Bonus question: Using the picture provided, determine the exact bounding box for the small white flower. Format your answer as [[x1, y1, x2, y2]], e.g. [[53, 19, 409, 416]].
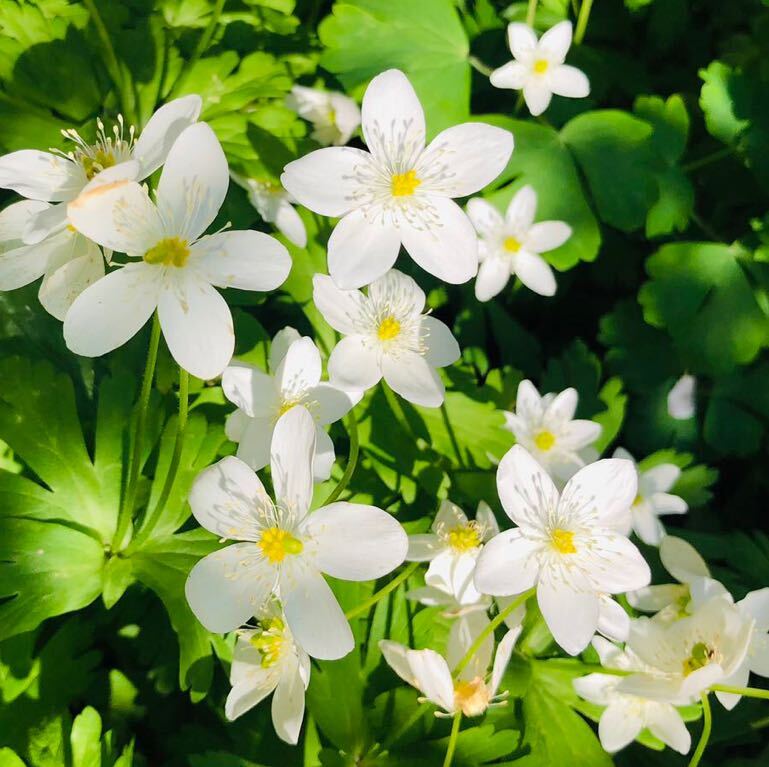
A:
[[490, 21, 590, 116], [573, 637, 692, 755], [185, 406, 408, 660], [467, 185, 570, 300], [230, 173, 307, 247], [282, 69, 514, 289], [63, 123, 291, 380], [503, 379, 601, 484], [223, 328, 360, 481], [312, 269, 460, 407], [474, 445, 650, 655], [226, 604, 310, 745], [286, 85, 361, 147], [612, 449, 688, 546], [667, 374, 696, 420]]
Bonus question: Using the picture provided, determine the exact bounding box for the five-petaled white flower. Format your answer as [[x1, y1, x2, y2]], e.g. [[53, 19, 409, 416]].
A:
[[226, 603, 310, 745], [63, 122, 291, 380], [286, 85, 361, 147], [282, 69, 514, 289], [223, 327, 360, 481], [231, 173, 307, 247], [185, 406, 408, 660], [503, 379, 601, 484], [612, 449, 688, 546], [474, 445, 650, 655], [490, 21, 590, 116], [312, 269, 460, 407], [467, 186, 570, 300]]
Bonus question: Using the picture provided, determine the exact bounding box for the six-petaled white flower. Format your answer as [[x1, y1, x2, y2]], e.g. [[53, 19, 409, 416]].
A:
[[490, 21, 590, 116], [467, 185, 570, 300], [282, 69, 514, 289], [313, 269, 460, 407], [286, 85, 361, 147]]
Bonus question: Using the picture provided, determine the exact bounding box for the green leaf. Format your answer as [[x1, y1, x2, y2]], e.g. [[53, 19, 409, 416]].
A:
[[0, 749, 25, 767], [70, 707, 102, 767]]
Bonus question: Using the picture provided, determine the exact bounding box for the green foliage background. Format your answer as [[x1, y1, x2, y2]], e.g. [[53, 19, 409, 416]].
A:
[[0, 0, 768, 765]]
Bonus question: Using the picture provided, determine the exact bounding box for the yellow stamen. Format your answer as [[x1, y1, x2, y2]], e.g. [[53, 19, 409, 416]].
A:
[[683, 642, 715, 675], [453, 678, 490, 717], [277, 401, 296, 417], [391, 169, 421, 197], [250, 616, 285, 668], [503, 236, 522, 253], [551, 528, 576, 554], [143, 236, 191, 268], [258, 527, 304, 564], [447, 523, 482, 553], [632, 494, 643, 507], [533, 59, 549, 74], [82, 148, 116, 180], [534, 430, 555, 451], [377, 316, 401, 341]]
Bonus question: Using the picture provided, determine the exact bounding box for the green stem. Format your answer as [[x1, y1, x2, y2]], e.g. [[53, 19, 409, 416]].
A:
[[382, 381, 414, 437], [112, 315, 161, 550], [468, 56, 493, 77], [171, 0, 224, 94], [442, 712, 462, 767], [688, 693, 712, 767], [382, 700, 431, 748], [345, 561, 421, 620], [574, 0, 594, 44], [710, 683, 769, 701], [322, 413, 359, 505], [526, 0, 538, 26], [440, 402, 464, 467], [453, 587, 536, 678], [683, 146, 735, 172]]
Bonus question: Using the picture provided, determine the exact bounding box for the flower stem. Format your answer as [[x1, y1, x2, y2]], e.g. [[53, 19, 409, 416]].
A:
[[112, 314, 161, 550], [468, 56, 493, 77], [322, 413, 359, 505], [710, 684, 769, 700], [442, 712, 462, 767], [526, 0, 538, 26], [683, 146, 735, 172], [382, 381, 414, 437], [453, 587, 536, 679], [382, 700, 431, 748], [345, 561, 421, 620], [688, 693, 712, 767], [574, 0, 594, 44], [171, 0, 224, 94]]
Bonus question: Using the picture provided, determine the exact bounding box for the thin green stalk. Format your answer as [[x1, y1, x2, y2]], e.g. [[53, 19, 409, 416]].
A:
[[442, 712, 462, 767], [440, 402, 464, 467], [683, 146, 735, 172], [382, 381, 414, 437], [112, 315, 161, 550], [383, 700, 431, 748], [468, 56, 493, 77], [574, 0, 594, 44], [710, 683, 769, 701], [171, 0, 225, 94], [453, 587, 536, 678], [526, 0, 538, 26], [345, 562, 421, 620], [688, 693, 712, 767], [322, 413, 359, 505]]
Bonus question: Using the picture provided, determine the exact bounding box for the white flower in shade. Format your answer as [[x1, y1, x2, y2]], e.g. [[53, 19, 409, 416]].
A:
[[286, 85, 361, 147], [503, 379, 601, 484], [226, 604, 310, 745], [282, 69, 514, 289], [667, 374, 696, 420], [63, 123, 291, 380], [467, 186, 570, 301], [312, 269, 460, 407], [231, 173, 307, 247], [0, 96, 202, 245], [573, 637, 692, 755], [185, 406, 408, 660], [379, 625, 521, 717], [0, 199, 103, 320], [474, 445, 650, 655], [490, 21, 590, 116], [612, 449, 688, 546], [223, 328, 360, 481]]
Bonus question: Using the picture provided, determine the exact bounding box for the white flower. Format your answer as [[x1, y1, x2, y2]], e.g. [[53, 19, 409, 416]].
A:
[[185, 406, 408, 660], [503, 379, 601, 484], [282, 69, 514, 289], [467, 186, 570, 300], [0, 199, 103, 320], [63, 123, 291, 380], [573, 637, 692, 755], [286, 85, 361, 147], [223, 327, 360, 481], [474, 445, 650, 655], [312, 269, 460, 407], [379, 625, 521, 717], [231, 173, 307, 247], [612, 449, 688, 546], [226, 604, 310, 745], [490, 21, 590, 116], [667, 374, 696, 420]]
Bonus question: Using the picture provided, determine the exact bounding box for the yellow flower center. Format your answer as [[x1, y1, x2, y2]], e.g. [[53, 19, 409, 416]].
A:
[[328, 108, 337, 126], [277, 400, 297, 418], [632, 494, 643, 507], [82, 148, 116, 180], [533, 59, 549, 74], [250, 617, 286, 668], [377, 316, 401, 341], [391, 169, 421, 197], [258, 527, 304, 564], [453, 678, 490, 717], [683, 642, 716, 675], [551, 528, 576, 554], [534, 430, 556, 451], [143, 236, 191, 268], [503, 236, 522, 253], [447, 523, 482, 553]]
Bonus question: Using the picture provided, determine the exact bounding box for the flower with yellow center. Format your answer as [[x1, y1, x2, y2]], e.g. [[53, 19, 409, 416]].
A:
[[551, 528, 576, 555], [503, 235, 522, 253], [142, 236, 190, 267], [391, 169, 421, 197], [534, 429, 556, 452], [377, 315, 401, 341], [258, 527, 304, 564], [453, 677, 492, 717], [533, 59, 549, 74], [286, 84, 361, 147], [447, 523, 482, 553]]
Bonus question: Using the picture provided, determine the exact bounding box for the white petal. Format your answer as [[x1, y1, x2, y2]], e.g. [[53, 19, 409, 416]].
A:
[[313, 426, 335, 482], [274, 199, 307, 247], [515, 379, 543, 422], [23, 201, 68, 244], [434, 499, 469, 531], [544, 387, 578, 423], [271, 657, 306, 744], [329, 91, 362, 145], [583, 533, 651, 593], [538, 20, 573, 64], [557, 419, 601, 450], [525, 221, 571, 254], [649, 492, 688, 516], [64, 263, 159, 357], [572, 673, 617, 705], [490, 61, 528, 90], [448, 610, 493, 681], [308, 502, 408, 580], [328, 335, 383, 392], [312, 382, 359, 425], [474, 529, 541, 596], [466, 197, 504, 238], [515, 251, 556, 296], [597, 595, 630, 642], [234, 417, 273, 471], [0, 150, 84, 201], [421, 316, 460, 368], [490, 627, 521, 695], [406, 648, 455, 712], [270, 405, 316, 516], [496, 444, 559, 528], [38, 239, 105, 320], [133, 95, 203, 177], [598, 700, 642, 753], [380, 640, 419, 686], [523, 82, 553, 116], [740, 588, 769, 631], [327, 208, 401, 289], [368, 268, 425, 312], [157, 122, 228, 241], [660, 536, 710, 582], [667, 375, 696, 420], [270, 326, 302, 370], [407, 534, 442, 562], [748, 633, 769, 676], [477, 501, 500, 539], [381, 350, 444, 407], [627, 583, 688, 613], [507, 23, 538, 60], [475, 256, 510, 302], [275, 336, 321, 396], [399, 196, 478, 284], [225, 673, 278, 721], [312, 274, 366, 335], [642, 464, 681, 493], [222, 364, 278, 417], [0, 198, 49, 240], [548, 64, 590, 98], [0, 216, 67, 290], [506, 185, 538, 230], [646, 705, 692, 755], [157, 271, 234, 379]]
